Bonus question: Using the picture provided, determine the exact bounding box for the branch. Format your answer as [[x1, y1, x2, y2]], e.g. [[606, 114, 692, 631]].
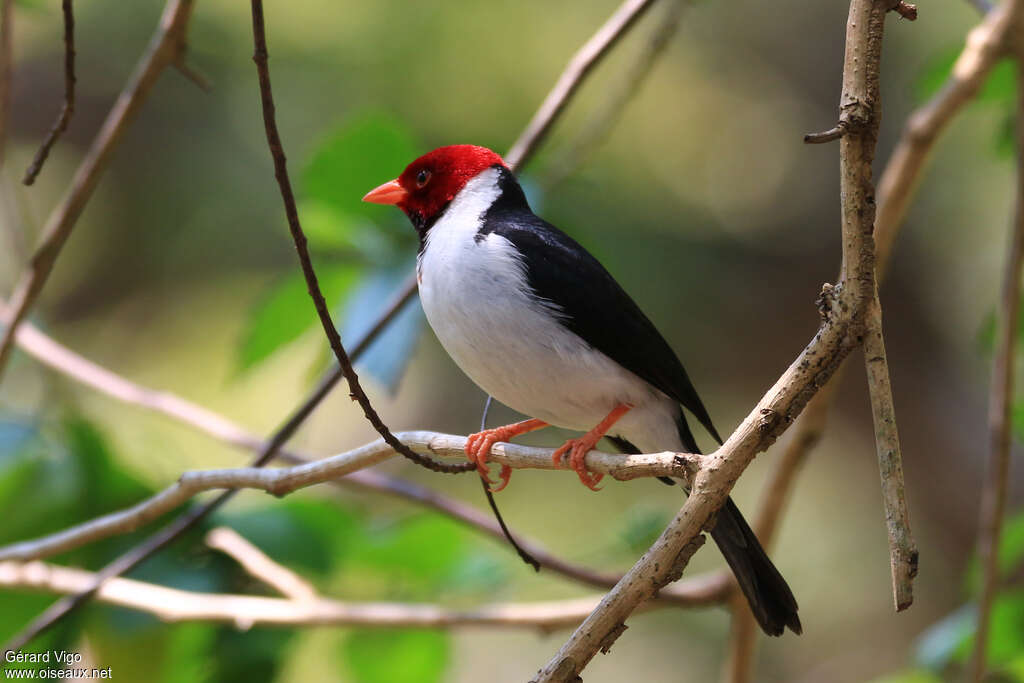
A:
[[968, 41, 1024, 683], [205, 527, 317, 602], [863, 291, 917, 611], [542, 0, 687, 189], [0, 560, 670, 631], [0, 433, 701, 564], [21, 0, 75, 186], [0, 0, 197, 381], [722, 5, 1022, 677], [531, 1, 895, 679], [504, 0, 660, 170]]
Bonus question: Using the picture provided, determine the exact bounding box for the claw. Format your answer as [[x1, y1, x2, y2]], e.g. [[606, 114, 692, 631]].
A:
[[464, 418, 548, 493], [551, 403, 631, 492]]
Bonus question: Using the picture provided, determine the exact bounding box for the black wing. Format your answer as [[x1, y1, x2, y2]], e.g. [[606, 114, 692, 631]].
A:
[[479, 168, 721, 446]]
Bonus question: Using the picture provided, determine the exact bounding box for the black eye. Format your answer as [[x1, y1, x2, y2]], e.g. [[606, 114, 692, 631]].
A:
[[415, 169, 431, 188]]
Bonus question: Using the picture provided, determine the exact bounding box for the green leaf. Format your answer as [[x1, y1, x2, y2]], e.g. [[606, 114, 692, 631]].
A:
[[302, 112, 419, 222], [619, 506, 670, 554], [238, 264, 360, 372], [161, 625, 217, 683], [214, 498, 357, 577], [352, 515, 466, 581], [343, 629, 450, 683], [965, 511, 1024, 595]]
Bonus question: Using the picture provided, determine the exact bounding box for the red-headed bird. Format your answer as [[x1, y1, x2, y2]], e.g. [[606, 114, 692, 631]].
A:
[[364, 145, 800, 636]]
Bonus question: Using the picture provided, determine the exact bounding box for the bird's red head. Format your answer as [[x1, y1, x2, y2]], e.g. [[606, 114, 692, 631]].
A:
[[362, 145, 507, 227]]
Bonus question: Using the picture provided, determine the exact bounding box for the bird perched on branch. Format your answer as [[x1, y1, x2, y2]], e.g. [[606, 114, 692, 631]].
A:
[[363, 145, 801, 636]]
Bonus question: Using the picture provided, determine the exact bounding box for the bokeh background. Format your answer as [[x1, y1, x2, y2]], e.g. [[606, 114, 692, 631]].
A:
[[1, 0, 1022, 681]]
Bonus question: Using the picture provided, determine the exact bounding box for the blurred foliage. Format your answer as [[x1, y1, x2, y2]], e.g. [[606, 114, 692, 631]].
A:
[[873, 510, 1024, 683], [342, 629, 450, 683]]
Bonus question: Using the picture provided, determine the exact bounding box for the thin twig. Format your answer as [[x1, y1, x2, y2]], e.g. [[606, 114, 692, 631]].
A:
[[0, 560, 669, 631], [22, 0, 75, 185], [0, 0, 198, 381], [542, 0, 688, 188], [250, 0, 470, 477], [532, 1, 894, 679], [205, 527, 317, 602], [968, 59, 1024, 683], [504, 0, 661, 170]]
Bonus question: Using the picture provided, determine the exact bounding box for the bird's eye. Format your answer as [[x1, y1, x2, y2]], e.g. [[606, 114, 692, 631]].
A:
[[415, 169, 431, 188]]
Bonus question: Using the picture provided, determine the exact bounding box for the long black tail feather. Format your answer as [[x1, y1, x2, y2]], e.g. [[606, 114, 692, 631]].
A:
[[607, 435, 801, 637]]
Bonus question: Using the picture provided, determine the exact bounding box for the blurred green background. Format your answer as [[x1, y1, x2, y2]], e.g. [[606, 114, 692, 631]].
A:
[[2, 0, 1023, 681]]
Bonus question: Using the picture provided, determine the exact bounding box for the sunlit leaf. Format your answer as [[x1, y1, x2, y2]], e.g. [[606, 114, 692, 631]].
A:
[[341, 261, 424, 392], [238, 264, 360, 372], [343, 629, 450, 683], [160, 624, 217, 683]]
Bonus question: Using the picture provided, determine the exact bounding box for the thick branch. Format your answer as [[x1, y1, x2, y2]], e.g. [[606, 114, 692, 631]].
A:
[[0, 433, 701, 564], [0, 0, 197, 381], [0, 560, 668, 631], [531, 1, 892, 679]]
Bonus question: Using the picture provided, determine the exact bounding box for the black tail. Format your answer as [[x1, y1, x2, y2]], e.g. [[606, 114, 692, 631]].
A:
[[607, 435, 801, 637], [709, 496, 801, 636]]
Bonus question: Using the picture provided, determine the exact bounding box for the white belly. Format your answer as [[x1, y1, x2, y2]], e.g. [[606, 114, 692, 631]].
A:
[[416, 169, 683, 452]]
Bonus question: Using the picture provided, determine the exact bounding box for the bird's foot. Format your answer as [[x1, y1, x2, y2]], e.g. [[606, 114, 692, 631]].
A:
[[551, 403, 633, 492], [465, 418, 548, 492], [551, 436, 605, 491]]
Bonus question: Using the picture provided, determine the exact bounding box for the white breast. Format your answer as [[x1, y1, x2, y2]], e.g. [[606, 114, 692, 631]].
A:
[[417, 169, 684, 452]]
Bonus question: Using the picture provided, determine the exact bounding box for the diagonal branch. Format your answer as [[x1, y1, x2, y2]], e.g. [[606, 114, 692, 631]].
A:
[[205, 527, 317, 602], [531, 1, 897, 679], [0, 0, 198, 381], [22, 0, 75, 186], [504, 0, 661, 170]]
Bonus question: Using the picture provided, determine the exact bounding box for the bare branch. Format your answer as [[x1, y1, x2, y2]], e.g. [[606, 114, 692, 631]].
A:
[[968, 45, 1024, 683], [0, 560, 670, 631], [863, 291, 918, 611], [542, 0, 688, 188], [0, 433, 702, 564], [22, 0, 75, 185], [531, 1, 895, 679], [504, 0, 660, 170], [205, 527, 317, 602], [876, 0, 1022, 276], [0, 0, 198, 381]]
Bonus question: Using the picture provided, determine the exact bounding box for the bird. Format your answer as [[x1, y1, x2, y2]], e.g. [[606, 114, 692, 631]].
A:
[[362, 144, 801, 636]]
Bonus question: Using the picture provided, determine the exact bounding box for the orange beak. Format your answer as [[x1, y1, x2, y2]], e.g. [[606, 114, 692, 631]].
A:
[[362, 179, 407, 205]]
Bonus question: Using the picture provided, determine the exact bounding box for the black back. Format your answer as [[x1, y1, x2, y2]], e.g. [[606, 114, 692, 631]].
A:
[[477, 166, 722, 446]]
